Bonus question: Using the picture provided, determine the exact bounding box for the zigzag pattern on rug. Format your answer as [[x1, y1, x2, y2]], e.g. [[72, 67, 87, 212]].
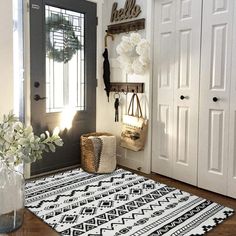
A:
[[25, 168, 234, 236]]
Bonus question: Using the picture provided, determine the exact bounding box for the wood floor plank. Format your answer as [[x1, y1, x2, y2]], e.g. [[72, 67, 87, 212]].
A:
[[8, 210, 58, 236], [8, 166, 236, 236]]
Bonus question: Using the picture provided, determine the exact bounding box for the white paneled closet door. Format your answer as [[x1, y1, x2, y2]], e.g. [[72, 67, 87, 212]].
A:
[[228, 2, 236, 199], [172, 0, 202, 185], [152, 0, 202, 185], [198, 0, 234, 195], [152, 0, 176, 177]]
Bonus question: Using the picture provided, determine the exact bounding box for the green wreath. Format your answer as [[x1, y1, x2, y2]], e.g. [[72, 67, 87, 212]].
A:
[[46, 16, 81, 63]]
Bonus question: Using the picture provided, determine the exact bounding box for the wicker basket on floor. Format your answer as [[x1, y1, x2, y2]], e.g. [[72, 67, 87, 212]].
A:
[[80, 132, 116, 173]]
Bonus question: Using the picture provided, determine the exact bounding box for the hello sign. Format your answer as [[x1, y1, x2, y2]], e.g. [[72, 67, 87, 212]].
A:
[[110, 0, 142, 23]]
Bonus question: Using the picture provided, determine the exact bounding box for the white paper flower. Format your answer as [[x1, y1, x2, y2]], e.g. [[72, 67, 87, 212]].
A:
[[132, 58, 145, 75], [136, 39, 150, 56], [116, 33, 150, 75], [139, 55, 149, 66], [116, 44, 126, 55], [118, 60, 133, 74], [124, 63, 134, 74], [130, 32, 141, 45], [117, 55, 132, 65], [120, 40, 133, 53], [121, 36, 130, 43]]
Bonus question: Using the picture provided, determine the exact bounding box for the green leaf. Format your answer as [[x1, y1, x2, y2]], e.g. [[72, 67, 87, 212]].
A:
[[3, 134, 13, 143], [53, 127, 60, 136], [18, 138, 27, 145], [40, 133, 46, 140], [44, 146, 49, 152], [24, 125, 33, 134], [3, 123, 8, 129], [0, 111, 64, 165], [48, 143, 55, 152], [54, 138, 63, 146], [45, 131, 50, 138]]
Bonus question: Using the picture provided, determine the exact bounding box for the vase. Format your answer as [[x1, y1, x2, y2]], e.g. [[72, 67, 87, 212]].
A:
[[0, 161, 24, 233]]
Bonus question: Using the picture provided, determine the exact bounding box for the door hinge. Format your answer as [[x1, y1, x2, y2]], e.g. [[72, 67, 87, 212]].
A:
[[96, 17, 98, 26]]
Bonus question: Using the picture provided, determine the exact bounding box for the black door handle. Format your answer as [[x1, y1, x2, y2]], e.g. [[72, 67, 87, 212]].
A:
[[34, 94, 46, 101], [180, 95, 186, 100], [212, 97, 218, 102]]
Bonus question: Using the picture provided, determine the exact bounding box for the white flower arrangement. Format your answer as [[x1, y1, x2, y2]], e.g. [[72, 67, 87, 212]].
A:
[[116, 32, 150, 75]]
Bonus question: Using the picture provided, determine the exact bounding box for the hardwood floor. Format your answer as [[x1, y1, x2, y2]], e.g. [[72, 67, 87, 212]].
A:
[[8, 210, 58, 236], [8, 166, 236, 236]]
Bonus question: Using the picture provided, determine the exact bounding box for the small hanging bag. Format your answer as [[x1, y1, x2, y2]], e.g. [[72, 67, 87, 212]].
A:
[[120, 93, 148, 151]]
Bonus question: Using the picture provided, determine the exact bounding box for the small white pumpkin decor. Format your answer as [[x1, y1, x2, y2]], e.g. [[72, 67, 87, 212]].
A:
[[116, 32, 150, 75]]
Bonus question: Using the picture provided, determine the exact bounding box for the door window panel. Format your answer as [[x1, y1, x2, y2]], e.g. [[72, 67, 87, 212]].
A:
[[45, 5, 85, 113]]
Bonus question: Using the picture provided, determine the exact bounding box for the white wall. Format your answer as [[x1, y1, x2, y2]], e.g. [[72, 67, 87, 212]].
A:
[[0, 0, 154, 174], [97, 0, 154, 174], [0, 0, 14, 118]]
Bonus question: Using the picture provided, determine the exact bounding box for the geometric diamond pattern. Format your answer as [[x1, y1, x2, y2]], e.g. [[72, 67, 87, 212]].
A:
[[25, 168, 234, 236], [60, 215, 78, 224], [130, 188, 143, 195], [80, 207, 97, 215], [98, 200, 113, 208], [115, 194, 129, 201]]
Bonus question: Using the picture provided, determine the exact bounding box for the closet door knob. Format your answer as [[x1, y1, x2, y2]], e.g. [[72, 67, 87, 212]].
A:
[[180, 95, 185, 100], [212, 97, 218, 102]]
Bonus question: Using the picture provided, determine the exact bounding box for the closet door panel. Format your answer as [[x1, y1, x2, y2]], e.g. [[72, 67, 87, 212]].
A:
[[228, 110, 236, 198], [172, 0, 202, 185], [198, 0, 233, 195], [152, 0, 176, 177], [228, 2, 236, 199]]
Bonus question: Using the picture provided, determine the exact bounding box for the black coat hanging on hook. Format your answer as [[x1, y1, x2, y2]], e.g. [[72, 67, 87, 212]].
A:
[[103, 48, 111, 102]]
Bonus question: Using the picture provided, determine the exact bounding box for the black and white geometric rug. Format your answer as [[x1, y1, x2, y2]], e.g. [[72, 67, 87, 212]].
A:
[[25, 168, 234, 235]]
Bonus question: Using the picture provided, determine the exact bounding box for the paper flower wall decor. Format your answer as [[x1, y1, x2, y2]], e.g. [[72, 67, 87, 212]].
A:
[[116, 33, 150, 75]]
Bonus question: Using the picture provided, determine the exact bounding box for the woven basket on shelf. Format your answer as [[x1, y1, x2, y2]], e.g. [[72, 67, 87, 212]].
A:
[[80, 132, 116, 173]]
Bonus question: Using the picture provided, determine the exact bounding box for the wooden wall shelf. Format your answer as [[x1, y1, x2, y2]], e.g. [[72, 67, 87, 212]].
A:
[[110, 82, 144, 93], [107, 18, 145, 34]]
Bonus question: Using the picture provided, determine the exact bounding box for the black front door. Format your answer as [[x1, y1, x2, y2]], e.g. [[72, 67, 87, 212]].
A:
[[30, 0, 97, 175]]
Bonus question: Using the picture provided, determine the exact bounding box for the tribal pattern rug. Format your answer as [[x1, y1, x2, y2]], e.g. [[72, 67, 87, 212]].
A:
[[25, 168, 234, 236]]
